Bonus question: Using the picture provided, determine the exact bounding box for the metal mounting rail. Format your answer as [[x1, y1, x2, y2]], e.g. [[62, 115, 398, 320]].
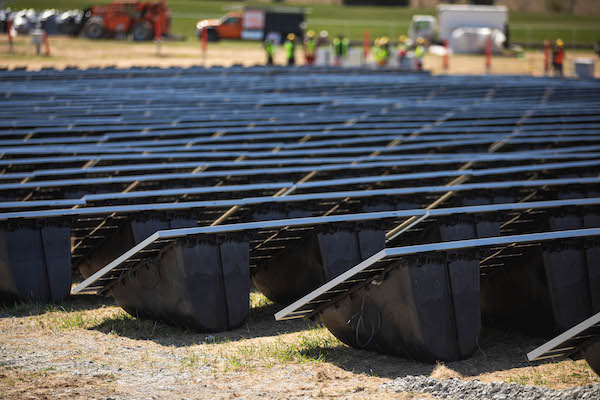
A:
[[4, 125, 600, 150], [2, 134, 600, 157], [2, 153, 599, 194], [0, 147, 597, 170], [0, 199, 86, 209], [62, 157, 600, 224], [0, 176, 598, 221], [527, 312, 600, 362], [71, 197, 600, 296]]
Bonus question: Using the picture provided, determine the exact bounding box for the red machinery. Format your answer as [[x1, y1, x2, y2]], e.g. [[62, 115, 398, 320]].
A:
[[81, 1, 170, 41]]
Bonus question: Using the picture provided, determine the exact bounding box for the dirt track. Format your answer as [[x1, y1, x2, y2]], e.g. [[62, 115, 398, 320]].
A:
[[1, 293, 598, 399], [2, 36, 599, 77]]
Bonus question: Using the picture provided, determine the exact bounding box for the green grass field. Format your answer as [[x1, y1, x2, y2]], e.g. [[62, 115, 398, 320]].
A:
[[7, 0, 600, 46]]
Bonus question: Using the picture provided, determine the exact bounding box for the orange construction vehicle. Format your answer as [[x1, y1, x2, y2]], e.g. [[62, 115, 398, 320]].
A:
[[80, 0, 171, 41], [196, 8, 304, 42]]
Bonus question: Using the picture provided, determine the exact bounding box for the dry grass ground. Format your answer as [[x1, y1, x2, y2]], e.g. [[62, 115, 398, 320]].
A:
[[1, 290, 598, 399], [1, 35, 599, 77]]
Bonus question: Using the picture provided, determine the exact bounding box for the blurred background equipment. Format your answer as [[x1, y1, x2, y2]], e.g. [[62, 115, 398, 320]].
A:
[[57, 9, 85, 36], [451, 26, 505, 54], [438, 4, 508, 54], [196, 7, 304, 43], [574, 57, 595, 78], [0, 7, 11, 33], [0, 1, 179, 40], [38, 9, 59, 35], [409, 14, 436, 43], [80, 1, 172, 41], [11, 8, 36, 34]]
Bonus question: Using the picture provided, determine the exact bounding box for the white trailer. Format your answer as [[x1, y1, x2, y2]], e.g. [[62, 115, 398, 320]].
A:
[[409, 15, 437, 42], [437, 4, 508, 53], [437, 4, 508, 42]]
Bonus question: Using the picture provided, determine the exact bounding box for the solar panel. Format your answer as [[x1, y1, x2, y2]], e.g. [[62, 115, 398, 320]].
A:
[[1, 66, 600, 364], [72, 199, 599, 292], [527, 312, 600, 361], [276, 228, 600, 320], [274, 228, 600, 362], [0, 176, 597, 220], [60, 196, 598, 331], [2, 135, 600, 158], [1, 151, 597, 203]]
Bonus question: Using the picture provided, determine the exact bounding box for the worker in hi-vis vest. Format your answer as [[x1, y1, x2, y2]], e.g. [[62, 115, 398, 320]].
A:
[[333, 34, 349, 66], [264, 38, 275, 66], [374, 37, 390, 67], [397, 35, 409, 67], [304, 30, 316, 65], [414, 37, 426, 71], [285, 33, 296, 66], [552, 38, 565, 77], [317, 30, 331, 65]]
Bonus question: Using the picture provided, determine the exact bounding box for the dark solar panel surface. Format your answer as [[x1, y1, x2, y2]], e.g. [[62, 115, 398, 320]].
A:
[[1, 66, 599, 298]]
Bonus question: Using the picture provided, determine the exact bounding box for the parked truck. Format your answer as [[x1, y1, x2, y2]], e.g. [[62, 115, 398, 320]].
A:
[[196, 8, 304, 42], [409, 15, 436, 43], [409, 4, 508, 53], [438, 4, 507, 43], [81, 1, 171, 41], [438, 4, 508, 53]]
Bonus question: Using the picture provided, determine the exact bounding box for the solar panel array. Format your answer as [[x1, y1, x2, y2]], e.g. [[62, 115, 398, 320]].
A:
[[1, 66, 599, 364]]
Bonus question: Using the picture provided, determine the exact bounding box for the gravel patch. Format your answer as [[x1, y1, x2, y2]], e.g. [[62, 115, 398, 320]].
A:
[[383, 376, 600, 400]]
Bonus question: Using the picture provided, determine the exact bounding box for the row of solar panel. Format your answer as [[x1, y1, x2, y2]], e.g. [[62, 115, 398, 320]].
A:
[[1, 68, 599, 368]]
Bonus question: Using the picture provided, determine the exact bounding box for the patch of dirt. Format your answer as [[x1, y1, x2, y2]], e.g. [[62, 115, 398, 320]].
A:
[[0, 368, 118, 400], [2, 35, 599, 77], [0, 293, 597, 399]]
